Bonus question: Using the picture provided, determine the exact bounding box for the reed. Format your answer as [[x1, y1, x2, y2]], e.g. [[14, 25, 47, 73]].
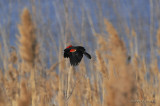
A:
[[18, 8, 38, 106], [0, 2, 160, 105], [18, 80, 31, 106], [102, 19, 136, 106]]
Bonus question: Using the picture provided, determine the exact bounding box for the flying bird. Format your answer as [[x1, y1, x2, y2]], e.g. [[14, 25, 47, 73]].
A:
[[64, 45, 91, 66]]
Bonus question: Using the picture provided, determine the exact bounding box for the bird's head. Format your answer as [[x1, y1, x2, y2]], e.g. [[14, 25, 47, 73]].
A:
[[66, 45, 72, 48]]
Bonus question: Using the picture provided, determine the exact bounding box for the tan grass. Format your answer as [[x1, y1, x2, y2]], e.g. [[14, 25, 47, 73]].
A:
[[18, 8, 38, 106], [18, 8, 38, 65], [102, 19, 136, 106], [0, 5, 160, 106], [0, 87, 6, 106], [18, 80, 31, 106], [9, 47, 17, 64], [156, 27, 160, 55]]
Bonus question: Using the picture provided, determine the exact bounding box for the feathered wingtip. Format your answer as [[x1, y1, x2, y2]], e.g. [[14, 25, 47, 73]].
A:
[[84, 52, 91, 59]]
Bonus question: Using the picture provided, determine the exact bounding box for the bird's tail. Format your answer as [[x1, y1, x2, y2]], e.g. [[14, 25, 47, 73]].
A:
[[84, 52, 91, 59]]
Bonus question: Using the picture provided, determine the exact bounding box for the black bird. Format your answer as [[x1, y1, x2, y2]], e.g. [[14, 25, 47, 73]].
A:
[[64, 45, 91, 66]]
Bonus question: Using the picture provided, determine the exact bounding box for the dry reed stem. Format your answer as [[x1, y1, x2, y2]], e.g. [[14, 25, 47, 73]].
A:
[[9, 48, 17, 64], [57, 44, 65, 106], [0, 43, 1, 51], [66, 66, 74, 100], [18, 8, 38, 106], [157, 28, 160, 47], [1, 2, 160, 106], [156, 27, 160, 55], [103, 19, 136, 106], [18, 8, 38, 65], [131, 29, 138, 57], [4, 64, 19, 105], [18, 80, 31, 106], [0, 87, 6, 106], [96, 50, 108, 78]]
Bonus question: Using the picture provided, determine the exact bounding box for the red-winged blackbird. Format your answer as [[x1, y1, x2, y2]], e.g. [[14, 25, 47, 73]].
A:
[[64, 45, 91, 66]]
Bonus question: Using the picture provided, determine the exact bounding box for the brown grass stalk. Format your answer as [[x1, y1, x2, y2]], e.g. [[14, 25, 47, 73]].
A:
[[1, 2, 160, 106], [18, 8, 38, 65], [102, 19, 136, 106], [18, 80, 31, 106], [156, 27, 160, 55], [18, 8, 38, 106]]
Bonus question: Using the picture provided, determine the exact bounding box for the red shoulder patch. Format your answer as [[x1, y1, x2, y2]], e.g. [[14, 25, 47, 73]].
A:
[[70, 49, 76, 52], [66, 45, 72, 48]]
